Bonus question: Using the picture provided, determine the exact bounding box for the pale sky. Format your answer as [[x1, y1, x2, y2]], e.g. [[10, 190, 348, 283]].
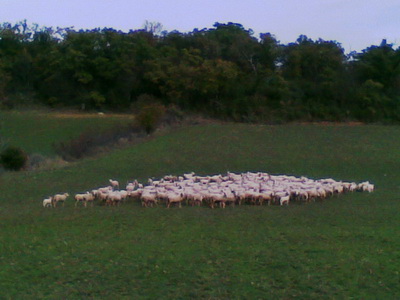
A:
[[0, 0, 399, 53]]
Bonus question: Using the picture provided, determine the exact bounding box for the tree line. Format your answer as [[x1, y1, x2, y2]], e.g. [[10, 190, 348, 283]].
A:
[[0, 20, 399, 123]]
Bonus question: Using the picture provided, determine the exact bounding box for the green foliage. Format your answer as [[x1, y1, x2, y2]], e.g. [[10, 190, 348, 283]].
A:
[[135, 96, 166, 134], [0, 145, 27, 170], [0, 21, 399, 122]]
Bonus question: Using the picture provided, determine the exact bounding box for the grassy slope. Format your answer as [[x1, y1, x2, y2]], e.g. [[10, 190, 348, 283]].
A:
[[0, 118, 400, 298], [0, 111, 133, 155]]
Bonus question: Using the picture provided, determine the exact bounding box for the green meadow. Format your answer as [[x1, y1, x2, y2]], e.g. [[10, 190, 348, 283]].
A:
[[0, 111, 399, 298]]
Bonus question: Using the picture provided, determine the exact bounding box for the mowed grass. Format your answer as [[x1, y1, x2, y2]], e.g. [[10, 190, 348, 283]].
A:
[[1, 115, 400, 298]]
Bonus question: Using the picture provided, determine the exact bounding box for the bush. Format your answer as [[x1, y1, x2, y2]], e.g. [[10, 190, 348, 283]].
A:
[[135, 102, 166, 134], [0, 146, 27, 171], [162, 104, 185, 125]]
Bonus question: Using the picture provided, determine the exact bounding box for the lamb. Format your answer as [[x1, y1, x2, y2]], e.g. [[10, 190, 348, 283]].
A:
[[52, 193, 69, 207], [43, 197, 53, 208], [109, 179, 119, 190], [278, 194, 290, 206]]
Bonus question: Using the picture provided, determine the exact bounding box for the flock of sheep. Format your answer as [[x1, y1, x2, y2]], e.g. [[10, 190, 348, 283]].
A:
[[43, 171, 374, 208]]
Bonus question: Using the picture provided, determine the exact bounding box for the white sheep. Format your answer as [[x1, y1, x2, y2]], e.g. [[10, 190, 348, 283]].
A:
[[75, 192, 90, 207], [106, 191, 122, 206], [84, 192, 95, 207], [43, 197, 53, 208], [52, 193, 69, 207], [70, 172, 373, 210], [141, 187, 158, 207], [279, 194, 290, 206], [166, 192, 184, 208], [109, 179, 119, 190]]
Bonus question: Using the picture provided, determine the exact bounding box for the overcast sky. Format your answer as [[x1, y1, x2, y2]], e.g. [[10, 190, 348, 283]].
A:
[[1, 0, 399, 53]]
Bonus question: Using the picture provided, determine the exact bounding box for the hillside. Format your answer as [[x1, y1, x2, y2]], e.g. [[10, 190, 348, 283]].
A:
[[0, 113, 399, 298]]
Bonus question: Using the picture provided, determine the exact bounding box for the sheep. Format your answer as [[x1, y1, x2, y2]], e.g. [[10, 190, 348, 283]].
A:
[[52, 193, 69, 207], [358, 181, 374, 192], [117, 190, 129, 202], [365, 183, 374, 193], [129, 189, 143, 200], [166, 192, 184, 208], [142, 194, 158, 207], [126, 183, 135, 192], [191, 193, 204, 206], [109, 179, 119, 190], [278, 194, 290, 206], [75, 192, 90, 207], [98, 186, 113, 193], [64, 172, 373, 210], [141, 189, 158, 207], [106, 191, 122, 206], [84, 192, 95, 207], [95, 191, 109, 204], [259, 191, 273, 205], [43, 197, 53, 208], [223, 190, 236, 207], [184, 172, 195, 180], [208, 192, 227, 209]]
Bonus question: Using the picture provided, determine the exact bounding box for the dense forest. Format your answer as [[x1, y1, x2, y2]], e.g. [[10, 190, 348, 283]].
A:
[[0, 20, 399, 123]]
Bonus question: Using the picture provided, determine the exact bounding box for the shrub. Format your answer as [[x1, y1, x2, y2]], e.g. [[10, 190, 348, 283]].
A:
[[162, 104, 185, 125], [135, 100, 166, 134], [0, 146, 27, 171]]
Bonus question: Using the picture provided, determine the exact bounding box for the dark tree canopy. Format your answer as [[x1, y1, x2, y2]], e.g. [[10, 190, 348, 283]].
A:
[[0, 21, 399, 123]]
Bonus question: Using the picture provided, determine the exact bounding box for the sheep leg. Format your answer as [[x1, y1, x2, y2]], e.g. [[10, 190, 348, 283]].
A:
[[212, 200, 216, 209]]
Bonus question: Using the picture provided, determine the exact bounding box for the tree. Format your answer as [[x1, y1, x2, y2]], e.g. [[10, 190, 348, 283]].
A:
[[143, 21, 164, 36], [279, 36, 348, 119], [353, 40, 400, 94]]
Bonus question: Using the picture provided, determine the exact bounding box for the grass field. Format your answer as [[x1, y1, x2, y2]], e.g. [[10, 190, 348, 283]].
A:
[[0, 110, 133, 155], [0, 111, 400, 298]]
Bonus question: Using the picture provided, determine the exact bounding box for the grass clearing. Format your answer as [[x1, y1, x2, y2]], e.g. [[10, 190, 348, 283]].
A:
[[0, 114, 400, 298]]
